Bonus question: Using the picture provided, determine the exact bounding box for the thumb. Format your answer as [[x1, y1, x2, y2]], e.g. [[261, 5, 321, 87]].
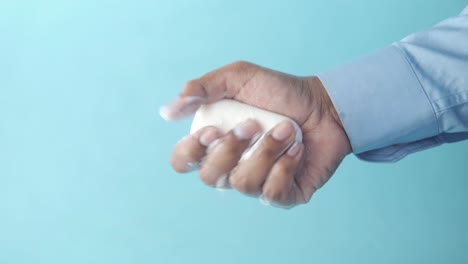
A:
[[160, 61, 257, 121]]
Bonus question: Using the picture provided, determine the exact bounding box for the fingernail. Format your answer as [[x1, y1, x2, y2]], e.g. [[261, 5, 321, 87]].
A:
[[199, 129, 220, 147], [233, 119, 259, 140], [287, 142, 302, 157], [271, 121, 294, 141], [215, 174, 229, 190], [186, 162, 199, 172]]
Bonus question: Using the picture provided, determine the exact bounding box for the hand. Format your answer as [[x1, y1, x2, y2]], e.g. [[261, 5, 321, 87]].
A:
[[160, 61, 351, 208]]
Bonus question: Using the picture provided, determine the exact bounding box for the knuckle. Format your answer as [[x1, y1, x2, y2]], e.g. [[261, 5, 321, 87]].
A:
[[230, 175, 255, 194], [271, 163, 290, 178], [170, 160, 187, 173], [179, 146, 198, 158], [198, 169, 217, 186], [263, 188, 285, 203], [256, 140, 278, 160], [170, 158, 200, 174], [228, 61, 256, 75], [223, 134, 247, 152], [211, 135, 246, 159], [184, 79, 200, 91], [231, 60, 250, 69], [170, 150, 193, 173], [220, 133, 239, 147], [177, 142, 201, 160]]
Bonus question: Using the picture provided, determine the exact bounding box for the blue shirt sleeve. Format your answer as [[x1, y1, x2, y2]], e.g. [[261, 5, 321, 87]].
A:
[[318, 6, 468, 162]]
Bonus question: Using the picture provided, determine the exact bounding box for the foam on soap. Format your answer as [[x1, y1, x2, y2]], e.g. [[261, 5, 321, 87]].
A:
[[190, 99, 302, 143]]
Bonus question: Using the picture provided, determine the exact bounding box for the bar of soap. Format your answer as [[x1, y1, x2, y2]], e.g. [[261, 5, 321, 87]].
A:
[[190, 99, 302, 142]]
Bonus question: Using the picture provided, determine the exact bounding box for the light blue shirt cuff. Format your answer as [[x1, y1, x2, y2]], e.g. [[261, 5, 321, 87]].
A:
[[318, 45, 439, 155]]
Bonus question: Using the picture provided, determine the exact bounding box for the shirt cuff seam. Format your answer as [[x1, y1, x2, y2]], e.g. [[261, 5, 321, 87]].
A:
[[356, 139, 442, 162]]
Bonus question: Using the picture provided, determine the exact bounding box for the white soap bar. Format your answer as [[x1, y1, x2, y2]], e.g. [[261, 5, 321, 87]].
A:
[[190, 99, 302, 142]]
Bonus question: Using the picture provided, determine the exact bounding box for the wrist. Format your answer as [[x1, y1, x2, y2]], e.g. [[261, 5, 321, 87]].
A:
[[305, 76, 346, 131]]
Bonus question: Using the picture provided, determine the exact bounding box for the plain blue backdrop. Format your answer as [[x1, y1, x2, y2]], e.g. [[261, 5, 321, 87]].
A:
[[1, 1, 467, 263]]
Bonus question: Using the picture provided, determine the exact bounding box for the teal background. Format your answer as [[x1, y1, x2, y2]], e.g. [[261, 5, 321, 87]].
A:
[[1, 1, 467, 263]]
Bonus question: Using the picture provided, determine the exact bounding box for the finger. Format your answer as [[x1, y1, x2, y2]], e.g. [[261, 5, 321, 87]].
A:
[[198, 119, 262, 188], [159, 61, 258, 121], [160, 96, 208, 121], [260, 142, 304, 208], [294, 124, 349, 203], [181, 61, 258, 102], [228, 120, 297, 196], [170, 126, 223, 173]]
